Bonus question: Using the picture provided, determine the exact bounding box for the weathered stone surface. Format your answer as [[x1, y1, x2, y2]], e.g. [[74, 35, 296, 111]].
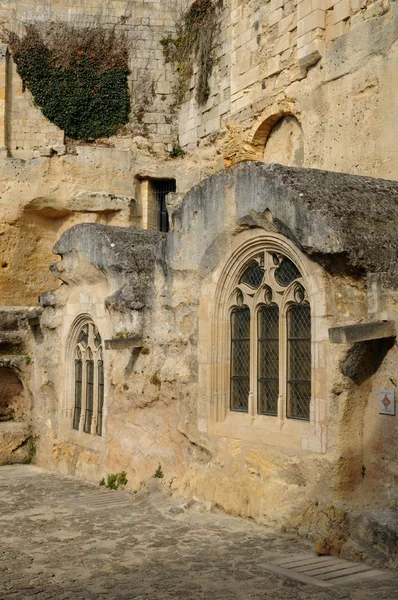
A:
[[169, 162, 398, 286], [52, 224, 165, 311], [0, 0, 397, 576], [1, 465, 397, 599], [0, 423, 31, 464], [329, 321, 397, 343]]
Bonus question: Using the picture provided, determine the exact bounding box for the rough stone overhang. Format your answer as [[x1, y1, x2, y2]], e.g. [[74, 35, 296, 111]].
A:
[[168, 162, 398, 286], [329, 321, 396, 344], [50, 224, 166, 312]]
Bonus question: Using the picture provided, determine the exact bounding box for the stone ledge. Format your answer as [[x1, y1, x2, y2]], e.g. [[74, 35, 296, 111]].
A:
[[329, 321, 396, 344], [104, 336, 143, 350]]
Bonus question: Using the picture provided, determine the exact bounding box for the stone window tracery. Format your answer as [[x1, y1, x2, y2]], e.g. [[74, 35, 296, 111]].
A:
[[72, 321, 104, 436], [229, 252, 311, 421]]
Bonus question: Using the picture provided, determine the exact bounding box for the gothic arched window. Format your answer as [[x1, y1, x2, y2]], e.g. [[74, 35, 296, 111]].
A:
[[72, 321, 104, 435], [229, 252, 311, 420]]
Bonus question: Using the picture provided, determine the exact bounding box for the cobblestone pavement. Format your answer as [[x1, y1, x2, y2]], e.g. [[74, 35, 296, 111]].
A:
[[0, 465, 396, 600]]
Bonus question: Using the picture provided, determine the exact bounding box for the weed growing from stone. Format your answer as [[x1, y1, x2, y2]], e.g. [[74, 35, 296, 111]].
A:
[[23, 439, 36, 465], [161, 0, 222, 107], [169, 141, 185, 158], [99, 471, 128, 490], [153, 465, 164, 479]]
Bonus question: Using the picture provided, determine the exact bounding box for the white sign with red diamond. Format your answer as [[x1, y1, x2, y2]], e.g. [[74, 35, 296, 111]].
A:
[[379, 390, 395, 415]]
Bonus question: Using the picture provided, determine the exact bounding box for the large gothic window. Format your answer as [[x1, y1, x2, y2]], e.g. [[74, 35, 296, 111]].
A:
[[72, 321, 104, 435], [229, 253, 311, 420]]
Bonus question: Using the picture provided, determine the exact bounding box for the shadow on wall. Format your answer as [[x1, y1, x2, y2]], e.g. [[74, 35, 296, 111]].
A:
[[263, 115, 304, 167], [0, 367, 28, 422], [250, 113, 304, 167]]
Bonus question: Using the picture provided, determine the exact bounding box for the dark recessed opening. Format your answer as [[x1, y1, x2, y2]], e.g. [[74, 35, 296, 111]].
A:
[[2, 262, 8, 268], [151, 179, 176, 233], [0, 367, 24, 421]]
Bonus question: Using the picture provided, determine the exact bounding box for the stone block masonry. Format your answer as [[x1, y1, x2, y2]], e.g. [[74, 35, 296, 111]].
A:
[[0, 0, 182, 157], [178, 0, 392, 158]]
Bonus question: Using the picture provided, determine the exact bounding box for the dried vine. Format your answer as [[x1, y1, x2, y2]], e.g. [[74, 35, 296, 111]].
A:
[[3, 22, 131, 140], [161, 0, 222, 107]]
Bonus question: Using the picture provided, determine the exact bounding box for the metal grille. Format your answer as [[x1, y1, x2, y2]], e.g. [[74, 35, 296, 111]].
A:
[[275, 257, 302, 287], [230, 307, 250, 412], [152, 179, 176, 233], [73, 359, 82, 430], [258, 305, 279, 416], [240, 262, 264, 289], [97, 360, 104, 436], [287, 304, 311, 420], [84, 360, 94, 433]]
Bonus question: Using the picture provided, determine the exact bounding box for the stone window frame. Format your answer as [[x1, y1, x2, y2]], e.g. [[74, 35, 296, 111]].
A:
[[197, 230, 328, 454], [64, 314, 105, 438], [228, 251, 311, 421]]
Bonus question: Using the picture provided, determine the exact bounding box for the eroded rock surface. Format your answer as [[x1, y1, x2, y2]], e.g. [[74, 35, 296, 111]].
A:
[[0, 465, 396, 600]]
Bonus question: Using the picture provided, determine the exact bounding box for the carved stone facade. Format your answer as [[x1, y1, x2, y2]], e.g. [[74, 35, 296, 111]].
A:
[[0, 0, 397, 569]]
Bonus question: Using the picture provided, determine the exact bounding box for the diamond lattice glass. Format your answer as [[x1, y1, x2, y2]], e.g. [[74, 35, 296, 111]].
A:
[[275, 258, 302, 287], [287, 304, 311, 420], [231, 307, 250, 412], [73, 359, 82, 430], [258, 305, 279, 415], [240, 262, 264, 289]]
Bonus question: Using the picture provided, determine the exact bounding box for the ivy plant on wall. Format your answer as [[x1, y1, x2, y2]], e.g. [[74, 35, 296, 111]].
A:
[[161, 0, 222, 107], [4, 23, 131, 140]]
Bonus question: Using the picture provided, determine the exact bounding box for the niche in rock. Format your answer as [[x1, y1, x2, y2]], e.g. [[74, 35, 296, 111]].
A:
[[264, 115, 304, 167], [0, 368, 29, 422]]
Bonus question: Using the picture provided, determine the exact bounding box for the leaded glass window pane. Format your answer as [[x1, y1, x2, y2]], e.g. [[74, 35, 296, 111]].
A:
[[73, 359, 82, 430], [230, 307, 250, 412], [240, 262, 264, 289], [275, 257, 302, 287], [84, 360, 94, 433], [257, 305, 279, 416], [97, 360, 104, 436], [287, 304, 311, 420]]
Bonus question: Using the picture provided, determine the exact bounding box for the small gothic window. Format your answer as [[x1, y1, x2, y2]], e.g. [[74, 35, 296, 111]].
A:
[[72, 321, 104, 436], [229, 251, 311, 421], [230, 306, 251, 412]]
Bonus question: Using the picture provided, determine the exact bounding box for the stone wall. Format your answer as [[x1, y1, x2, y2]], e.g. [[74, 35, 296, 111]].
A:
[[178, 0, 398, 181], [0, 0, 181, 157], [0, 0, 396, 308], [0, 0, 396, 179], [26, 164, 398, 566]]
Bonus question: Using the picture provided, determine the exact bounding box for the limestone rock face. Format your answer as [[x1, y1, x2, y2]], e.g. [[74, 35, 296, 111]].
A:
[[0, 0, 397, 570], [169, 162, 398, 286], [17, 163, 396, 568], [0, 422, 31, 465], [51, 224, 165, 311]]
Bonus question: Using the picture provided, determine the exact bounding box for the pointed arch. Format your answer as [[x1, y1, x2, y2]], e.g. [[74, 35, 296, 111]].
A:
[[64, 314, 105, 436]]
